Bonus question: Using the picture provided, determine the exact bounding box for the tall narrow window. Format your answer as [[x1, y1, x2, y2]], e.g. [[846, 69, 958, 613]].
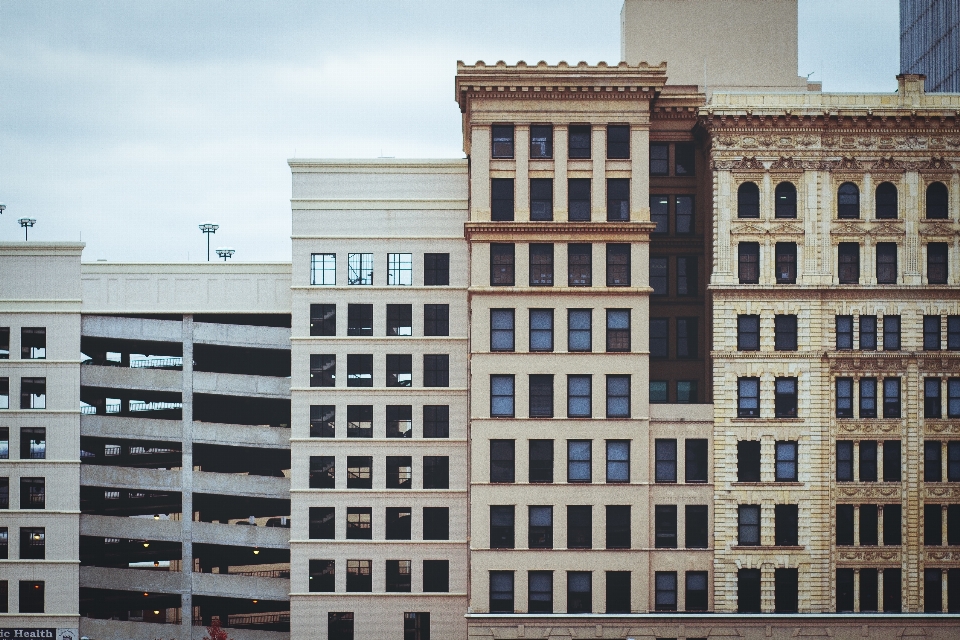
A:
[[838, 243, 860, 284], [310, 355, 335, 387], [738, 182, 760, 218], [490, 243, 515, 286], [836, 441, 854, 481], [650, 318, 668, 358], [309, 456, 335, 488], [649, 257, 667, 295], [837, 182, 860, 219], [606, 571, 631, 613], [309, 507, 335, 539], [949, 317, 960, 350], [606, 244, 630, 286], [568, 506, 592, 549], [655, 572, 678, 611], [490, 507, 515, 549], [568, 125, 591, 159], [605, 505, 631, 549], [738, 378, 760, 418], [311, 253, 336, 285], [883, 315, 901, 350], [423, 456, 448, 489], [490, 309, 515, 352], [875, 182, 898, 219], [491, 124, 514, 158], [774, 377, 798, 417], [925, 441, 943, 482], [738, 441, 761, 482], [655, 439, 677, 483], [529, 440, 554, 483], [738, 505, 760, 545], [21, 478, 44, 509], [686, 571, 709, 611], [925, 315, 942, 351], [876, 243, 898, 284], [950, 379, 960, 418], [567, 440, 592, 482], [675, 195, 694, 234], [650, 195, 668, 233], [926, 182, 949, 219], [567, 243, 592, 286], [568, 178, 591, 221], [605, 440, 629, 483], [567, 572, 593, 613], [529, 244, 554, 286], [489, 572, 515, 613], [883, 378, 901, 418], [775, 242, 797, 283], [835, 315, 853, 350], [530, 178, 554, 221], [676, 317, 698, 358], [347, 253, 373, 285], [675, 143, 695, 175], [606, 375, 630, 418], [775, 441, 799, 481], [529, 309, 554, 352], [738, 315, 760, 351], [685, 505, 709, 548], [606, 309, 630, 352], [387, 253, 412, 286], [20, 379, 45, 410], [836, 378, 853, 418], [775, 505, 799, 545], [423, 354, 448, 387], [490, 375, 515, 417], [774, 568, 799, 613], [530, 125, 553, 159], [739, 242, 760, 284], [858, 504, 877, 545], [836, 569, 854, 612], [861, 315, 878, 350], [607, 125, 630, 159], [676, 256, 697, 295], [386, 405, 412, 438], [528, 374, 554, 418], [385, 354, 412, 387], [775, 182, 797, 218], [860, 441, 878, 481], [528, 571, 553, 613], [346, 559, 372, 592], [655, 505, 678, 548], [567, 309, 592, 352], [423, 508, 449, 541], [567, 375, 592, 418], [491, 179, 515, 221], [490, 440, 515, 483], [774, 315, 797, 351], [685, 439, 708, 483], [528, 506, 553, 548], [650, 143, 669, 175], [607, 179, 630, 221], [0, 328, 8, 359], [20, 428, 45, 460], [884, 441, 902, 482], [928, 243, 949, 284]]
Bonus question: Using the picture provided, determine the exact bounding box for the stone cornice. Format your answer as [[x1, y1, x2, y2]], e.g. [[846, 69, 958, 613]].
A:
[[464, 221, 656, 241]]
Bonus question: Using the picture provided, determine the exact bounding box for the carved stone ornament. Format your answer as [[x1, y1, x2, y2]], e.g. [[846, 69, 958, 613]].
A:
[[926, 485, 960, 500], [832, 221, 867, 235], [925, 421, 960, 435], [770, 222, 805, 235], [838, 420, 901, 434], [836, 548, 901, 564], [925, 549, 960, 563], [871, 156, 906, 172], [829, 357, 908, 373], [918, 355, 960, 370], [769, 156, 805, 171], [731, 222, 766, 235], [837, 485, 900, 500], [731, 156, 766, 171], [831, 156, 864, 171], [918, 222, 955, 237], [917, 156, 954, 171]]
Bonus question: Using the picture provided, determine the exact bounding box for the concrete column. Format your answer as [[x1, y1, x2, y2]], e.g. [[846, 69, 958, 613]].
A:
[[472, 126, 491, 221], [554, 126, 568, 220], [878, 569, 884, 608], [853, 443, 861, 482], [591, 127, 605, 220], [630, 124, 650, 221], [854, 569, 861, 612], [878, 505, 885, 545], [180, 314, 194, 635], [854, 505, 861, 546], [943, 569, 949, 612], [515, 126, 530, 221], [943, 504, 949, 548]]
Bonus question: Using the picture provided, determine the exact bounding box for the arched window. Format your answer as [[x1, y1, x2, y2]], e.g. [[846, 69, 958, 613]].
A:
[[875, 182, 898, 219], [774, 182, 797, 219], [837, 182, 859, 219], [738, 182, 760, 218], [926, 182, 949, 219]]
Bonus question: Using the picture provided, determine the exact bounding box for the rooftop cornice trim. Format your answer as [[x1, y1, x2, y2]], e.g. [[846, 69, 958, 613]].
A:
[[288, 158, 467, 172], [464, 221, 656, 238], [457, 59, 667, 74], [0, 241, 85, 255]]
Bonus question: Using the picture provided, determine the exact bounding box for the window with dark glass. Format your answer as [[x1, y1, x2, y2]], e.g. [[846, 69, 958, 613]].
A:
[[530, 125, 553, 159], [655, 439, 678, 483], [346, 354, 373, 387], [530, 178, 554, 221], [386, 304, 412, 337], [309, 507, 335, 539], [738, 378, 760, 418], [884, 504, 902, 547], [490, 506, 515, 549], [529, 440, 553, 483], [775, 441, 798, 481], [677, 256, 697, 295], [423, 404, 448, 438], [883, 377, 901, 418], [739, 242, 760, 284], [310, 304, 336, 336], [836, 569, 854, 612], [653, 571, 677, 612], [606, 505, 631, 549], [675, 195, 694, 234], [490, 375, 515, 417], [567, 243, 592, 286], [773, 314, 797, 351], [838, 242, 860, 284], [606, 309, 630, 352], [655, 505, 677, 548], [775, 181, 797, 218], [346, 458, 372, 490], [20, 328, 45, 359], [568, 440, 592, 482], [606, 571, 631, 613], [20, 428, 44, 460], [836, 504, 854, 544], [424, 304, 449, 337], [876, 243, 897, 284], [424, 253, 449, 286], [738, 505, 760, 545], [836, 378, 853, 418], [861, 568, 880, 612], [346, 405, 372, 438], [685, 505, 709, 548], [423, 354, 449, 388], [424, 507, 449, 540], [775, 505, 799, 546], [926, 379, 943, 419], [860, 441, 878, 481], [0, 430, 6, 459], [492, 124, 514, 158], [529, 374, 554, 418], [650, 143, 669, 175], [928, 243, 948, 284], [309, 559, 335, 593], [650, 194, 668, 233], [738, 314, 760, 351], [490, 440, 515, 483], [309, 456, 335, 489], [530, 309, 554, 352], [347, 304, 372, 336], [386, 456, 412, 489], [386, 507, 411, 540], [20, 378, 45, 410], [404, 611, 431, 640], [875, 182, 898, 219], [775, 242, 797, 283], [491, 178, 515, 221], [679, 381, 699, 404], [346, 559, 372, 592], [568, 309, 592, 351], [567, 375, 591, 418], [738, 182, 760, 218], [836, 441, 853, 481], [606, 375, 630, 418], [606, 244, 630, 286], [883, 315, 900, 350], [606, 440, 629, 483], [529, 244, 554, 286], [490, 309, 515, 352], [738, 441, 761, 482], [0, 478, 8, 509], [837, 182, 860, 218], [950, 379, 960, 418], [19, 581, 44, 614], [927, 181, 949, 219], [568, 571, 593, 613], [386, 354, 412, 387], [774, 568, 799, 613], [19, 527, 44, 560], [925, 568, 942, 612], [675, 143, 695, 175], [859, 314, 877, 350], [568, 125, 591, 159], [775, 377, 798, 417], [607, 178, 630, 221], [528, 571, 553, 613], [423, 456, 449, 489], [386, 560, 411, 592], [676, 317, 697, 358], [489, 572, 514, 613], [0, 327, 8, 359], [529, 506, 553, 549], [607, 125, 629, 158], [685, 439, 708, 483], [568, 178, 591, 221], [650, 318, 668, 358], [884, 441, 902, 482], [686, 571, 708, 611], [567, 505, 592, 549], [649, 256, 667, 294]]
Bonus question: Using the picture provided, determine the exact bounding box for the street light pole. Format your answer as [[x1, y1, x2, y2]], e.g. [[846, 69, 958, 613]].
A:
[[215, 247, 236, 261], [198, 223, 219, 261], [18, 218, 36, 241]]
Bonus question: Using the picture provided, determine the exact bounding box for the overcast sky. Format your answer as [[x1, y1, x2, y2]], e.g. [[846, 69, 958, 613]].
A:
[[0, 0, 899, 262]]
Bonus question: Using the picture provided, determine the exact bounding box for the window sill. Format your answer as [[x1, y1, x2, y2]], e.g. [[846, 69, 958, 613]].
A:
[[732, 482, 803, 487], [733, 545, 805, 551]]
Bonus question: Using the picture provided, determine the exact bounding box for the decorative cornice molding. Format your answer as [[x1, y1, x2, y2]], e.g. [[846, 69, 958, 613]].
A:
[[464, 221, 656, 240]]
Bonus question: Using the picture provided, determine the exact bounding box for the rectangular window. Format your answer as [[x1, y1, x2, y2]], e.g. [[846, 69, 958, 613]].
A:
[[685, 505, 709, 548], [385, 507, 411, 540], [310, 253, 336, 286], [386, 405, 412, 439], [836, 569, 854, 612], [675, 195, 695, 234], [423, 456, 449, 489], [309, 507, 335, 539], [567, 375, 592, 418], [386, 560, 412, 592], [838, 243, 860, 284], [775, 242, 797, 284], [567, 243, 592, 286], [858, 314, 878, 350], [567, 505, 592, 549], [607, 124, 629, 159], [346, 405, 372, 438], [685, 439, 708, 483], [19, 329, 46, 359], [836, 378, 853, 418], [833, 315, 853, 350], [655, 505, 677, 548], [925, 440, 943, 482], [19, 581, 44, 614], [649, 318, 668, 358], [738, 441, 761, 482], [739, 242, 760, 284], [567, 309, 592, 352], [877, 315, 896, 349], [606, 244, 630, 286], [489, 571, 515, 613], [346, 354, 373, 387], [310, 304, 336, 336], [423, 354, 449, 387], [606, 309, 630, 352], [346, 458, 372, 490], [686, 571, 708, 611], [20, 428, 45, 460], [0, 327, 8, 359], [949, 505, 960, 544], [386, 354, 412, 387], [490, 243, 515, 286], [952, 379, 960, 418], [861, 568, 879, 612], [490, 309, 515, 352], [860, 377, 878, 418], [774, 315, 798, 351], [949, 316, 960, 350], [775, 441, 798, 481], [884, 569, 903, 612], [530, 178, 554, 221], [423, 253, 450, 286], [530, 125, 553, 159], [607, 178, 629, 221], [490, 375, 515, 417], [676, 317, 697, 358], [883, 378, 901, 418], [775, 505, 799, 546], [490, 506, 515, 549], [924, 315, 942, 351], [568, 178, 591, 221], [19, 527, 44, 560], [605, 375, 630, 418], [925, 503, 943, 545], [423, 405, 449, 438], [775, 377, 798, 418], [529, 244, 554, 286], [346, 559, 372, 592], [884, 441, 902, 482], [655, 439, 677, 483], [528, 506, 553, 549], [606, 505, 631, 549], [529, 440, 554, 483], [346, 303, 372, 336], [490, 440, 515, 483], [677, 256, 697, 295], [774, 568, 799, 613], [21, 478, 44, 509], [0, 478, 7, 509], [20, 378, 45, 410], [925, 568, 943, 612], [650, 195, 668, 234], [424, 304, 449, 337], [387, 253, 412, 286], [649, 256, 667, 295], [884, 503, 902, 545], [926, 378, 943, 418], [530, 309, 554, 352], [876, 243, 897, 284], [738, 315, 760, 351], [528, 571, 553, 613], [738, 505, 760, 545], [328, 613, 353, 640], [491, 179, 515, 221], [492, 124, 514, 158], [861, 504, 878, 546], [605, 571, 631, 614], [386, 456, 412, 489], [650, 143, 669, 175], [309, 456, 335, 489], [675, 143, 695, 175], [0, 428, 6, 459], [928, 243, 948, 284], [567, 440, 592, 482], [738, 377, 760, 418], [423, 507, 449, 541], [655, 572, 678, 612], [309, 560, 337, 593], [347, 253, 373, 285], [836, 441, 854, 481], [567, 572, 593, 614], [386, 304, 412, 337], [606, 440, 630, 483], [568, 125, 591, 159], [860, 440, 878, 481], [403, 612, 431, 640], [346, 509, 372, 541]]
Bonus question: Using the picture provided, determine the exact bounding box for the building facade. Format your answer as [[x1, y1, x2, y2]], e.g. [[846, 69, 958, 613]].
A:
[[901, 0, 960, 92]]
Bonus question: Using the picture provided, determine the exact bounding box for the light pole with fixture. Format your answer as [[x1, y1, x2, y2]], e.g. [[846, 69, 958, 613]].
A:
[[18, 218, 36, 241], [216, 247, 235, 261], [198, 222, 219, 261]]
